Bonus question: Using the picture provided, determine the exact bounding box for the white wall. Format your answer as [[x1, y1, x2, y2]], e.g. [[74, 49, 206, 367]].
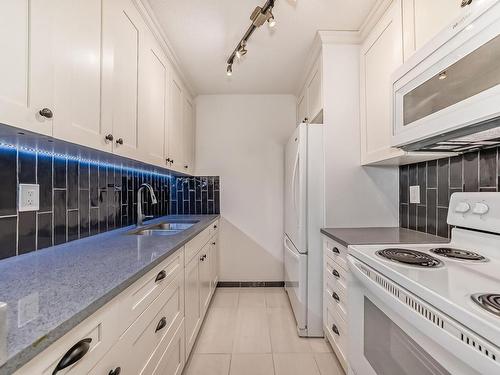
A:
[[195, 95, 296, 281], [322, 43, 399, 227]]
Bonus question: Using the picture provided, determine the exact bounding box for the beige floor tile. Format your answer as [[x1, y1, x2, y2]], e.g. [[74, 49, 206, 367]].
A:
[[216, 287, 240, 293], [233, 308, 272, 353], [308, 338, 333, 353], [273, 353, 320, 375], [238, 291, 266, 308], [265, 289, 289, 308], [268, 308, 312, 353], [184, 354, 231, 375], [212, 290, 239, 308], [194, 307, 237, 353], [314, 353, 345, 375], [229, 354, 275, 375]]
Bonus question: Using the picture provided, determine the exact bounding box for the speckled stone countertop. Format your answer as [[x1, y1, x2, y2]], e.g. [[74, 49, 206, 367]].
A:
[[320, 227, 449, 247], [0, 215, 219, 374]]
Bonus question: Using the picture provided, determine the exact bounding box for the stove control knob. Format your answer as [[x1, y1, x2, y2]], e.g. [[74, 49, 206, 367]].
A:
[[455, 202, 470, 214], [472, 202, 489, 216]]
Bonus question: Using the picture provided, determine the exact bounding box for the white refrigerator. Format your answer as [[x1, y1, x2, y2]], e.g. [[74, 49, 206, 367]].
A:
[[284, 123, 324, 337]]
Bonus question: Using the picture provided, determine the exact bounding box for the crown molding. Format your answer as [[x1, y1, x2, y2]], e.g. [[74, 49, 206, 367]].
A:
[[133, 0, 196, 97], [359, 0, 394, 40]]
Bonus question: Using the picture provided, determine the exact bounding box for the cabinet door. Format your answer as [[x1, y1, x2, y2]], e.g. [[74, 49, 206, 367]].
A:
[[182, 96, 195, 174], [360, 0, 405, 164], [0, 0, 53, 136], [297, 91, 307, 125], [168, 76, 184, 171], [52, 0, 110, 151], [101, 0, 148, 157], [210, 236, 219, 288], [184, 255, 200, 357], [307, 60, 322, 123], [140, 37, 168, 166], [199, 244, 211, 315], [403, 0, 462, 58]]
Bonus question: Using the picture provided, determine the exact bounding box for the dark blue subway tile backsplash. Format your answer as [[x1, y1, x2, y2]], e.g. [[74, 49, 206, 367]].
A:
[[0, 146, 220, 261], [400, 147, 499, 238]]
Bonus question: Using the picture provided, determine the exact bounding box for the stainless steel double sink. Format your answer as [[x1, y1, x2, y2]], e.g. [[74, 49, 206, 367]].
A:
[[126, 220, 198, 236]]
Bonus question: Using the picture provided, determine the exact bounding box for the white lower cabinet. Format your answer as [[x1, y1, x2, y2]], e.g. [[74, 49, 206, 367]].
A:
[[184, 252, 201, 357], [323, 236, 349, 373], [184, 222, 219, 360], [14, 220, 219, 375]]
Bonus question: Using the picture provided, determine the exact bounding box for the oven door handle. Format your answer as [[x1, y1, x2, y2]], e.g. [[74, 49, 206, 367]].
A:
[[348, 256, 385, 296]]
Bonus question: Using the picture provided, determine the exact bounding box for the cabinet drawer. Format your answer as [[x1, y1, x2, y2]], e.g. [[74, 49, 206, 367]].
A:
[[185, 227, 211, 264], [15, 301, 120, 375], [89, 270, 185, 375], [324, 238, 348, 271], [208, 220, 219, 237], [145, 319, 185, 375], [119, 248, 183, 331], [324, 256, 348, 296], [324, 300, 348, 371]]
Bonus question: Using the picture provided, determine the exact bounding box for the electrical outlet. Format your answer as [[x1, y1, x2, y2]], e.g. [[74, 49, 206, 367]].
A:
[[18, 184, 40, 212], [410, 185, 421, 204]]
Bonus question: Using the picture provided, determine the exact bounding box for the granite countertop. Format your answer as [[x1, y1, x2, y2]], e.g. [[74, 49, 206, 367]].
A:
[[0, 214, 219, 374], [320, 227, 449, 247]]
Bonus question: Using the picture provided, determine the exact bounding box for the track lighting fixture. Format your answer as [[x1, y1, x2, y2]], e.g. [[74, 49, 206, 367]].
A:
[[225, 0, 276, 75]]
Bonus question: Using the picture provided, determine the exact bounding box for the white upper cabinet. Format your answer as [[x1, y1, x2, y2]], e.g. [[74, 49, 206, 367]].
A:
[[101, 0, 148, 157], [359, 0, 464, 165], [360, 0, 404, 165], [182, 96, 195, 174], [0, 0, 54, 136], [297, 92, 307, 125], [296, 55, 323, 126], [0, 0, 195, 174], [140, 37, 169, 166], [306, 59, 323, 123], [402, 0, 463, 59], [168, 75, 185, 171], [52, 0, 107, 151]]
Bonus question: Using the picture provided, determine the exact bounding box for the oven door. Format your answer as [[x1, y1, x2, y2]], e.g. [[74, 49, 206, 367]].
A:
[[347, 256, 500, 375]]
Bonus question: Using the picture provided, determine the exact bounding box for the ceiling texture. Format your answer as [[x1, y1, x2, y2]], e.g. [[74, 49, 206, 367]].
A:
[[146, 0, 378, 95]]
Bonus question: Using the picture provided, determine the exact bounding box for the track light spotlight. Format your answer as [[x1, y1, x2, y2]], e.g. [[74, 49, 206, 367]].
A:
[[267, 12, 276, 28], [226, 64, 233, 76], [236, 42, 248, 59]]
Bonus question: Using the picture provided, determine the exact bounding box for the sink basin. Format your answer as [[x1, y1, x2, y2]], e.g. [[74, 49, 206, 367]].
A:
[[127, 221, 198, 236]]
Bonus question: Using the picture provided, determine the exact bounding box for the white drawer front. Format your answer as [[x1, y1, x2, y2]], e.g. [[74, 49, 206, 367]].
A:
[[15, 301, 121, 375], [324, 299, 348, 371], [148, 320, 185, 375], [89, 270, 184, 375], [119, 248, 183, 331], [323, 238, 348, 271], [185, 227, 211, 264]]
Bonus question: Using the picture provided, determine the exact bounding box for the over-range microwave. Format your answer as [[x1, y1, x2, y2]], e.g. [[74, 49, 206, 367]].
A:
[[392, 0, 500, 153]]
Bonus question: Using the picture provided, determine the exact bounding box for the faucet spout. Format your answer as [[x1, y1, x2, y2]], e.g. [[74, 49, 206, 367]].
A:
[[137, 183, 158, 226]]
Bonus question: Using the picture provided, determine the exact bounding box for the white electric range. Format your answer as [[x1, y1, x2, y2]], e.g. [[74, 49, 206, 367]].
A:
[[347, 192, 500, 375]]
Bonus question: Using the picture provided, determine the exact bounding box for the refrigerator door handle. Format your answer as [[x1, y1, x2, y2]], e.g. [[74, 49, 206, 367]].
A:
[[291, 147, 300, 224]]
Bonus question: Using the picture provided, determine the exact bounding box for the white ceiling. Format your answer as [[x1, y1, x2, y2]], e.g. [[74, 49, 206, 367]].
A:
[[147, 0, 377, 95]]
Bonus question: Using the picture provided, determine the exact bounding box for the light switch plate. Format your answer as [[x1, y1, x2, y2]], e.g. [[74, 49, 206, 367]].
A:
[[18, 184, 40, 212], [410, 185, 420, 204]]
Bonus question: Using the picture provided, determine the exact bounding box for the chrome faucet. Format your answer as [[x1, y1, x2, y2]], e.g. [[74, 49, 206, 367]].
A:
[[137, 183, 158, 226]]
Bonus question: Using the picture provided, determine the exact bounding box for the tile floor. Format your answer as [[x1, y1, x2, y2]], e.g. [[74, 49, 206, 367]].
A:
[[183, 287, 345, 375]]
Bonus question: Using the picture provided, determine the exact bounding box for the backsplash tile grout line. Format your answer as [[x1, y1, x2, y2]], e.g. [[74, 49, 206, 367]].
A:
[[400, 147, 499, 239]]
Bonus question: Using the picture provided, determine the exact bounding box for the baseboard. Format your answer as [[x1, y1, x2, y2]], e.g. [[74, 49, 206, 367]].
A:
[[217, 281, 285, 288]]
